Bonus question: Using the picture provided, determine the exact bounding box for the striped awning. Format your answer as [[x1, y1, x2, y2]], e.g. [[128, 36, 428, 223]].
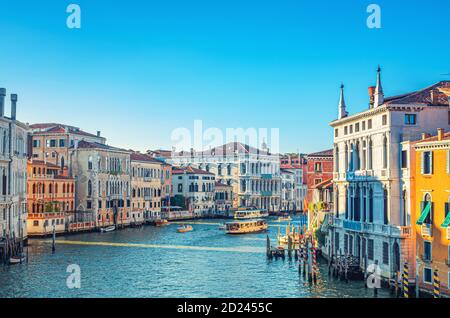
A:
[[441, 213, 450, 228], [416, 202, 431, 225]]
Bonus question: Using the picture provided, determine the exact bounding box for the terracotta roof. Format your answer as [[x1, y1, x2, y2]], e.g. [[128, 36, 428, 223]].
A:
[[130, 152, 163, 164], [73, 140, 129, 152], [307, 149, 333, 158], [384, 81, 450, 106], [172, 166, 214, 175], [30, 123, 103, 139], [416, 131, 450, 143], [28, 160, 61, 169], [175, 142, 270, 157]]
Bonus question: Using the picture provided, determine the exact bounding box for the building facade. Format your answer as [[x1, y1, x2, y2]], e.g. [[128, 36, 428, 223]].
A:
[[26, 160, 75, 236], [280, 154, 307, 212], [172, 166, 215, 215], [70, 141, 132, 228], [0, 89, 29, 247], [305, 149, 333, 208], [214, 181, 233, 214], [413, 129, 450, 297], [329, 71, 450, 280], [170, 142, 281, 213], [280, 169, 296, 212], [130, 152, 163, 223]]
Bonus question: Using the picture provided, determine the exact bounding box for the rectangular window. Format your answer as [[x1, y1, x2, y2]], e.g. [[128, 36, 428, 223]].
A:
[[344, 234, 348, 254], [98, 200, 102, 209], [401, 150, 408, 169], [33, 220, 39, 226], [422, 151, 433, 175], [382, 115, 387, 125], [349, 125, 353, 134], [314, 162, 322, 172], [404, 114, 417, 125], [368, 239, 374, 260], [423, 268, 432, 284], [344, 126, 348, 135], [335, 128, 338, 137], [368, 119, 372, 129], [32, 140, 40, 148], [59, 139, 66, 147], [382, 242, 389, 264], [424, 241, 432, 262], [355, 123, 359, 132], [46, 139, 57, 147], [362, 121, 366, 130], [87, 201, 92, 209]]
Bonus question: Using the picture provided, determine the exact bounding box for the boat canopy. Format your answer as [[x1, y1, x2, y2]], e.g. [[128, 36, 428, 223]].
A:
[[416, 202, 431, 225]]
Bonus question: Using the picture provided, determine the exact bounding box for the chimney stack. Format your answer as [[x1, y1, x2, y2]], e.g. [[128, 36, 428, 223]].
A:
[[97, 131, 101, 137], [0, 88, 6, 117], [421, 133, 431, 140], [430, 89, 440, 105], [10, 94, 17, 120], [368, 86, 376, 108], [437, 128, 444, 141]]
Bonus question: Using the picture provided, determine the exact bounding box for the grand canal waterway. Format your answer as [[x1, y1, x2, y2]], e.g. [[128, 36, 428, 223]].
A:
[[0, 216, 393, 298]]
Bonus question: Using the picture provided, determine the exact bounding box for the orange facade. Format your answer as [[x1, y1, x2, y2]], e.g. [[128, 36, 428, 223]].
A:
[[413, 129, 450, 297], [26, 160, 75, 236]]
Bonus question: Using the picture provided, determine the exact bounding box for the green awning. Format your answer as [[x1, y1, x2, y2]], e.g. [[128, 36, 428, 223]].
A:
[[416, 202, 431, 225], [441, 213, 450, 228]]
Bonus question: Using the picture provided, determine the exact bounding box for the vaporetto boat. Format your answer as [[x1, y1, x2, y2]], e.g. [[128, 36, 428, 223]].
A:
[[233, 209, 269, 220], [225, 219, 268, 234]]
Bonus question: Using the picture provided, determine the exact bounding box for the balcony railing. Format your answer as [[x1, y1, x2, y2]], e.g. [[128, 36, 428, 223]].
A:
[[332, 218, 412, 238], [421, 224, 433, 237]]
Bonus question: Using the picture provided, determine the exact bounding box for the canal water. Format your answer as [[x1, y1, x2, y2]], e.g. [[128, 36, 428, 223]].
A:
[[0, 216, 393, 298]]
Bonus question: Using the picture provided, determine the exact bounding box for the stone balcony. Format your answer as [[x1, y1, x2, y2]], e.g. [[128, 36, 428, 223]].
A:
[[330, 216, 412, 238]]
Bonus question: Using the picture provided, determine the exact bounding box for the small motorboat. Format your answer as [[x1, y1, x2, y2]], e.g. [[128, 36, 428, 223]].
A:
[[155, 219, 169, 227], [100, 225, 116, 233], [177, 225, 193, 233], [9, 256, 26, 265], [277, 214, 291, 222]]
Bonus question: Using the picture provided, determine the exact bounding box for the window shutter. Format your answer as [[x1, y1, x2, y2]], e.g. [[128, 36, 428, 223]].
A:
[[420, 152, 425, 174], [430, 151, 434, 174]]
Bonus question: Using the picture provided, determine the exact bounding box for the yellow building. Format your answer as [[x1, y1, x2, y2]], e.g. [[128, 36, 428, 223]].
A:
[[414, 128, 450, 297]]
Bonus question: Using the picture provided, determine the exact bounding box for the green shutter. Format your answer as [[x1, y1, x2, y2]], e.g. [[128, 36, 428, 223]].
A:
[[442, 203, 450, 228], [416, 201, 431, 225]]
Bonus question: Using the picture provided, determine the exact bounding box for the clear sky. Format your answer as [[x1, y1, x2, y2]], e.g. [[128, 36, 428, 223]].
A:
[[0, 0, 449, 154]]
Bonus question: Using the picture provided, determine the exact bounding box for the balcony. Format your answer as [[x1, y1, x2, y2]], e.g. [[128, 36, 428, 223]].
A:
[[421, 224, 433, 237], [333, 219, 412, 238]]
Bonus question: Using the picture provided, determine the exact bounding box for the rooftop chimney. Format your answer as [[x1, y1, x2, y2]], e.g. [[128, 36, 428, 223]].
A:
[[421, 133, 431, 140], [437, 128, 444, 141], [0, 88, 5, 117], [368, 86, 376, 108], [10, 94, 17, 120], [430, 89, 440, 105], [97, 131, 101, 137]]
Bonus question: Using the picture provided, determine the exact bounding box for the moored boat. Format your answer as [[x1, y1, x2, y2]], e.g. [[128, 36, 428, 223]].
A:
[[9, 256, 26, 265], [234, 208, 268, 220], [177, 225, 193, 233], [155, 219, 169, 227], [100, 225, 116, 233], [225, 219, 268, 234], [277, 214, 291, 222]]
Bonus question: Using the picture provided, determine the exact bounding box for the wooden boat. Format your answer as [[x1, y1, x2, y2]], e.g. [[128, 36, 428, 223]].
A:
[[155, 219, 169, 227], [100, 225, 116, 233], [277, 214, 291, 222], [177, 225, 193, 233], [9, 256, 26, 265], [225, 219, 268, 234], [234, 208, 269, 220]]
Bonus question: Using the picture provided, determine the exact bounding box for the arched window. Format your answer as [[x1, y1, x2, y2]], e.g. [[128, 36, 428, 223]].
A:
[[368, 188, 374, 223], [49, 184, 53, 194], [218, 165, 222, 176], [355, 141, 360, 171], [227, 165, 232, 176], [382, 136, 388, 169], [383, 188, 389, 225], [423, 193, 433, 225], [88, 156, 93, 170]]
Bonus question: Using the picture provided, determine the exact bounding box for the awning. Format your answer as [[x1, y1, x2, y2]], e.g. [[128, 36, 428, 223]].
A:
[[441, 213, 450, 228], [416, 202, 431, 225]]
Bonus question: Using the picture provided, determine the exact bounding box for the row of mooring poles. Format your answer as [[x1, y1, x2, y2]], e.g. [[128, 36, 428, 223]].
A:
[[297, 235, 319, 285]]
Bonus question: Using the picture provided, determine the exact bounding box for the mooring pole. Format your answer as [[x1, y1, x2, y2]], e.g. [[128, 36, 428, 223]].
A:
[[52, 225, 56, 253]]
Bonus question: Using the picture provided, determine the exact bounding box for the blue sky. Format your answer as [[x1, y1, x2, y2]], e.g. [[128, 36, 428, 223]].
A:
[[0, 0, 449, 153]]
